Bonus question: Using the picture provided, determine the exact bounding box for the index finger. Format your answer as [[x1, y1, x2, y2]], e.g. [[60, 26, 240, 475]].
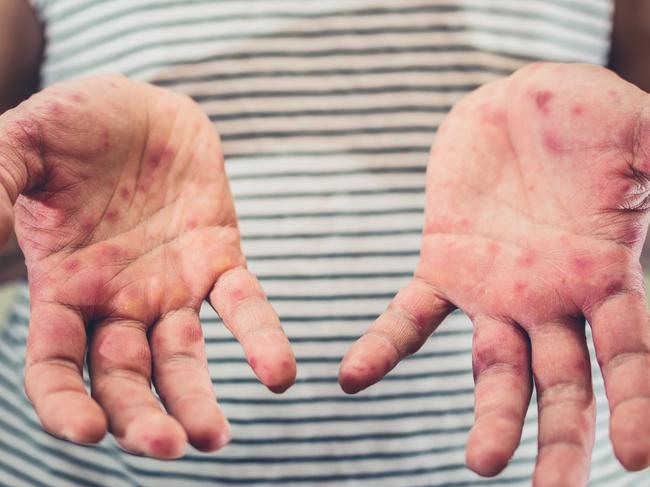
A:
[[209, 266, 296, 393]]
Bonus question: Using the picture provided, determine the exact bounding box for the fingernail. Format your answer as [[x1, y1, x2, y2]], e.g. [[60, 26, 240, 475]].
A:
[[216, 430, 231, 449]]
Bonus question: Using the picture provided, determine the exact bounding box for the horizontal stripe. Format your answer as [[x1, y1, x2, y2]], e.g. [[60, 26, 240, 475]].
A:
[[113, 44, 535, 81], [188, 443, 471, 464], [49, 1, 607, 49], [157, 65, 510, 87], [0, 416, 132, 486], [410, 477, 531, 487], [226, 146, 430, 159], [266, 292, 397, 300], [254, 272, 412, 280], [248, 250, 420, 262], [0, 440, 106, 487], [0, 455, 50, 487], [211, 368, 471, 385], [229, 425, 471, 445], [238, 208, 423, 222], [204, 330, 469, 346], [212, 105, 452, 122], [219, 388, 474, 408], [221, 125, 434, 142], [236, 187, 423, 200], [228, 166, 426, 182], [48, 0, 610, 30], [49, 20, 601, 80], [193, 85, 477, 103], [206, 314, 382, 323]]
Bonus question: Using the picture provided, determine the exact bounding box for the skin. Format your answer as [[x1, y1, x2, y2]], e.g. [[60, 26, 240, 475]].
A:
[[339, 63, 650, 486], [0, 0, 647, 483], [609, 0, 650, 93], [0, 75, 296, 458]]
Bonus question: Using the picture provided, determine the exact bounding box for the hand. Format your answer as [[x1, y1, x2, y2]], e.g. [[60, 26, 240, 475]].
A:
[[0, 75, 296, 458], [338, 63, 650, 485]]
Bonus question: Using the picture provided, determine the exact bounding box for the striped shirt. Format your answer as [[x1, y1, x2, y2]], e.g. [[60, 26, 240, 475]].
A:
[[1, 0, 647, 486]]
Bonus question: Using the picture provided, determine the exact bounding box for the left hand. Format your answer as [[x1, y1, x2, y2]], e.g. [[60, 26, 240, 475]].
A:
[[339, 63, 650, 485]]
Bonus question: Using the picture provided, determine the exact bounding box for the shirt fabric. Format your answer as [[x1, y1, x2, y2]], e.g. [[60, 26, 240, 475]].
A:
[[1, 0, 647, 486]]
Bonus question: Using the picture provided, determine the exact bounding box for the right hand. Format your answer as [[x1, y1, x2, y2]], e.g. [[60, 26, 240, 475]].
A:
[[0, 75, 296, 458]]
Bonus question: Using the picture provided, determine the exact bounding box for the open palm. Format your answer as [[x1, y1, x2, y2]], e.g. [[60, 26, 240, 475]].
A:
[[0, 76, 296, 458], [339, 63, 650, 485]]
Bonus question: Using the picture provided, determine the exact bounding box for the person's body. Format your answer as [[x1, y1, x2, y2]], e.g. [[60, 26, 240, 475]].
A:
[[0, 1, 649, 486]]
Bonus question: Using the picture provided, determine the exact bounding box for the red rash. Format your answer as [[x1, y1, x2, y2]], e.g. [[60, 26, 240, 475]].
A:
[[105, 209, 119, 223], [517, 249, 536, 268], [572, 104, 585, 116], [147, 145, 174, 170], [229, 287, 247, 303], [535, 90, 553, 114], [119, 187, 130, 201], [100, 244, 125, 262], [542, 133, 564, 154], [176, 323, 203, 348], [571, 255, 593, 274], [81, 220, 95, 233], [604, 279, 623, 296], [64, 259, 80, 272], [487, 242, 501, 255], [513, 281, 527, 294], [46, 103, 62, 117]]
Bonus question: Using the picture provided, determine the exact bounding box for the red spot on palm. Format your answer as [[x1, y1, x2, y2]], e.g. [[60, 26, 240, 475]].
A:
[[535, 90, 553, 114], [105, 209, 119, 223], [64, 259, 80, 272], [487, 242, 501, 255], [513, 281, 527, 294], [572, 104, 585, 116], [542, 132, 564, 154], [147, 145, 174, 170], [517, 250, 536, 268], [571, 255, 593, 274]]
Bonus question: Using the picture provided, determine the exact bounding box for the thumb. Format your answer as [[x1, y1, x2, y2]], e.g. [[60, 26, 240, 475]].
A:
[[0, 103, 47, 250]]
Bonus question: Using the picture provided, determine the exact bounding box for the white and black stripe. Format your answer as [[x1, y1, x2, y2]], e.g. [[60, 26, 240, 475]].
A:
[[2, 0, 646, 485]]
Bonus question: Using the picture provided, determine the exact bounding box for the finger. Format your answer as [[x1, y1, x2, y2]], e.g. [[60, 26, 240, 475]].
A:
[[24, 300, 107, 443], [529, 318, 595, 487], [89, 319, 187, 459], [150, 307, 230, 452], [209, 266, 296, 393], [338, 278, 454, 394], [466, 316, 531, 477], [584, 290, 650, 471]]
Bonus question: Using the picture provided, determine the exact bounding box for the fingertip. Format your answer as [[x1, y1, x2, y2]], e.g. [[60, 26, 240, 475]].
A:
[[611, 399, 650, 471], [190, 424, 231, 452], [62, 405, 108, 445], [338, 361, 377, 395], [465, 413, 524, 477], [122, 412, 187, 459], [255, 358, 296, 394], [178, 401, 232, 452], [465, 432, 510, 477], [40, 392, 108, 444]]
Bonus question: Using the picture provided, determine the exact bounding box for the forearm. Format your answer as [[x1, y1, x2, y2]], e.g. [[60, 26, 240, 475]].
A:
[[609, 0, 650, 93], [0, 0, 43, 279], [0, 0, 43, 114]]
